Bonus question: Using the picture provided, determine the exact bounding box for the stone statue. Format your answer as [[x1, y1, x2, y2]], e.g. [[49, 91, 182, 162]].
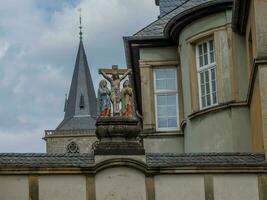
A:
[[121, 80, 134, 117], [99, 65, 132, 116], [97, 79, 111, 117]]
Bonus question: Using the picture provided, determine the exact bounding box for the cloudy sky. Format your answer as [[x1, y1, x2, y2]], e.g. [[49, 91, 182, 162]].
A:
[[0, 0, 158, 153]]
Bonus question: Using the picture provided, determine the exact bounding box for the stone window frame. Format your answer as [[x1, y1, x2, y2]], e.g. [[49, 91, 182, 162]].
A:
[[139, 60, 184, 134], [187, 26, 231, 113], [195, 37, 218, 109], [153, 67, 180, 131]]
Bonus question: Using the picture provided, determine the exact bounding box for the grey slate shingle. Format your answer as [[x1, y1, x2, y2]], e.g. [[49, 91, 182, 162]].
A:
[[0, 153, 266, 168], [134, 0, 214, 37], [146, 153, 267, 167], [0, 153, 94, 168]]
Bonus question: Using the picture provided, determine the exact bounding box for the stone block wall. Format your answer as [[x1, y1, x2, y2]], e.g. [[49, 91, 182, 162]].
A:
[[0, 169, 264, 200], [44, 129, 98, 154]]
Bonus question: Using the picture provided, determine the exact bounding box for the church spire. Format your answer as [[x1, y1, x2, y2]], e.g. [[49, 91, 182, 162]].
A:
[[56, 13, 97, 130], [78, 8, 82, 40]]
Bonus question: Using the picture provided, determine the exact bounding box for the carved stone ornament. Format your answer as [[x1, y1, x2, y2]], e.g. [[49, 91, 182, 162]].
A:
[[67, 142, 79, 154]]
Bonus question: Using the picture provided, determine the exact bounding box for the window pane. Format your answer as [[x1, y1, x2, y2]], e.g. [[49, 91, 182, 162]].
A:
[[201, 84, 205, 96], [167, 95, 176, 105], [155, 68, 178, 130], [168, 118, 177, 127], [167, 106, 177, 116], [210, 52, 215, 63], [205, 71, 209, 83], [166, 69, 176, 78], [155, 69, 177, 90], [206, 82, 210, 94], [155, 69, 166, 79], [198, 44, 203, 56], [166, 79, 176, 90], [158, 118, 168, 128], [200, 72, 205, 84], [204, 54, 208, 65], [157, 106, 168, 116], [207, 94, 211, 106], [156, 79, 166, 90], [212, 92, 217, 104], [157, 95, 167, 105], [211, 68, 216, 80], [156, 94, 178, 129], [199, 56, 204, 67], [212, 80, 216, 93], [202, 96, 206, 108]]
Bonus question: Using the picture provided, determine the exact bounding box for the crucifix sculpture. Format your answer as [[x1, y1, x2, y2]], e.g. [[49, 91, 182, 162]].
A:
[[99, 65, 132, 116]]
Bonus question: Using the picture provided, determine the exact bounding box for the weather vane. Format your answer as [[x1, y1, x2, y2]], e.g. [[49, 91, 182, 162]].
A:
[[78, 8, 82, 40]]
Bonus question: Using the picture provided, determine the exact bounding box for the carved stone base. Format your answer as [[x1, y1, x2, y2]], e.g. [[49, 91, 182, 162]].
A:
[[94, 117, 145, 155], [94, 141, 145, 155]]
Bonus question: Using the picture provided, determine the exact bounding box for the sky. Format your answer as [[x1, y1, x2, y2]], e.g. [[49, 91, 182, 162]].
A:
[[0, 0, 158, 153]]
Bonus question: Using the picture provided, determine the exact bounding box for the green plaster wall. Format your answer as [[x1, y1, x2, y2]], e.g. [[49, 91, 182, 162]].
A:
[[143, 136, 184, 153], [140, 47, 178, 61], [185, 107, 251, 153], [185, 110, 233, 153], [231, 107, 252, 151]]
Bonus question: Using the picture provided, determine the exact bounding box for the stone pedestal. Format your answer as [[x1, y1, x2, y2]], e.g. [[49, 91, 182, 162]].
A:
[[94, 117, 145, 155]]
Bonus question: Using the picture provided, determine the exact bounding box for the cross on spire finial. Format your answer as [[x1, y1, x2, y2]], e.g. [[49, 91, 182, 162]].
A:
[[78, 8, 82, 40]]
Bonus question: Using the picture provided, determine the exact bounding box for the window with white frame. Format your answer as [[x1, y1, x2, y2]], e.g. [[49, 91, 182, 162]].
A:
[[196, 38, 218, 109], [154, 68, 179, 131]]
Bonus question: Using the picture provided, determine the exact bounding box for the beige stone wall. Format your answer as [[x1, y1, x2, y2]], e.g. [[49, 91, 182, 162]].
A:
[[254, 0, 267, 58], [0, 172, 265, 200], [46, 135, 98, 154], [0, 176, 29, 200], [140, 66, 155, 130], [154, 175, 205, 200], [258, 65, 267, 156], [214, 175, 259, 200], [39, 175, 86, 200], [95, 167, 146, 200], [250, 73, 264, 152]]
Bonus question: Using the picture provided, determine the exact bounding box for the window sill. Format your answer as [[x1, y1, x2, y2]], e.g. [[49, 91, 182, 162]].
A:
[[188, 101, 247, 120], [140, 129, 184, 137]]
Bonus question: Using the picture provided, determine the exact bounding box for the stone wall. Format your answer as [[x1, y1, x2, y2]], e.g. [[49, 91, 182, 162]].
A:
[[44, 130, 98, 154], [0, 169, 264, 200]]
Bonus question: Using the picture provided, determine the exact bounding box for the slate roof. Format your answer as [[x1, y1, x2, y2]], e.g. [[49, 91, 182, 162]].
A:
[[134, 0, 214, 38], [0, 153, 94, 168], [56, 40, 97, 130], [158, 0, 190, 18], [146, 153, 267, 167], [0, 153, 266, 168]]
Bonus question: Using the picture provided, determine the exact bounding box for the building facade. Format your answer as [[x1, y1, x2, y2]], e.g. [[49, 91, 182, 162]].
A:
[[1, 0, 267, 200]]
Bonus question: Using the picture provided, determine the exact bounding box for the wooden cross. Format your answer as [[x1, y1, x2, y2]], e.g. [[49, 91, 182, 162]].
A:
[[98, 65, 128, 75]]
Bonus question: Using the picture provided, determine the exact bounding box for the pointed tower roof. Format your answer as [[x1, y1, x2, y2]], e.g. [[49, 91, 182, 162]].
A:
[[56, 38, 97, 130]]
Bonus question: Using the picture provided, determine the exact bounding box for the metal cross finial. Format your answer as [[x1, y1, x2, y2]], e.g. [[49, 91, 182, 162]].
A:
[[78, 8, 82, 40]]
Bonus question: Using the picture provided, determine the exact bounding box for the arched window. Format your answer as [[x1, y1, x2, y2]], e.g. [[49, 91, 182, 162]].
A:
[[67, 142, 80, 154]]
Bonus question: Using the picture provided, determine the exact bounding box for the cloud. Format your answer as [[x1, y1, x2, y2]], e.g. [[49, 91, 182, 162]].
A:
[[0, 0, 158, 153]]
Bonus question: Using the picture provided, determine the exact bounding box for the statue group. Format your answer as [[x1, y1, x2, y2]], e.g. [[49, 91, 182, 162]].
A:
[[97, 65, 134, 117]]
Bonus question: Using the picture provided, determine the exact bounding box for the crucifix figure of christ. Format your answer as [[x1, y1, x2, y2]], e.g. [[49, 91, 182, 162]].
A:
[[99, 65, 132, 116]]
